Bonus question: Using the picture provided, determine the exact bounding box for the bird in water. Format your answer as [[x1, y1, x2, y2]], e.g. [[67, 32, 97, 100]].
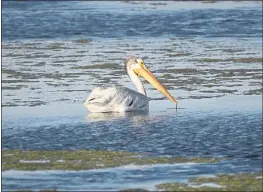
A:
[[84, 57, 178, 112]]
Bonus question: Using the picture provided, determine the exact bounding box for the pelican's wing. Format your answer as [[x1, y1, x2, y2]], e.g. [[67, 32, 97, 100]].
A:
[[84, 87, 149, 112]]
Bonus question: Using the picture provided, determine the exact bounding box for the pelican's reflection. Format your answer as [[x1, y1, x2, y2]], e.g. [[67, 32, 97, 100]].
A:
[[86, 111, 149, 123]]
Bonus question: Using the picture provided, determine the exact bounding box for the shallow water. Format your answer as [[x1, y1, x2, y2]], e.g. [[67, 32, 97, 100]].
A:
[[1, 162, 258, 191], [2, 1, 262, 107], [1, 1, 262, 191], [2, 95, 262, 190]]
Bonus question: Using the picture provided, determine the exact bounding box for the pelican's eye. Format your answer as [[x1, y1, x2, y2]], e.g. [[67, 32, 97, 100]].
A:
[[139, 60, 145, 67]]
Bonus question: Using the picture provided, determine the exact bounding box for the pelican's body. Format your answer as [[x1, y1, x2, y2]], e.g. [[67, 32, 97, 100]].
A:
[[85, 57, 177, 113], [85, 87, 149, 112]]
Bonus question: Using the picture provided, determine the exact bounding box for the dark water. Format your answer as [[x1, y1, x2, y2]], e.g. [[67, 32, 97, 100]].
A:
[[2, 105, 262, 160], [2, 96, 263, 190], [2, 1, 262, 41]]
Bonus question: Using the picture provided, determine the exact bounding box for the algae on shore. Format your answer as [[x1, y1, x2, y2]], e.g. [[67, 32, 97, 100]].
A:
[[2, 150, 226, 171], [120, 189, 150, 192], [156, 172, 263, 191]]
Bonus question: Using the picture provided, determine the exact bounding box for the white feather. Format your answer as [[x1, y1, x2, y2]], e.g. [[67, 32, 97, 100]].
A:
[[84, 86, 149, 113]]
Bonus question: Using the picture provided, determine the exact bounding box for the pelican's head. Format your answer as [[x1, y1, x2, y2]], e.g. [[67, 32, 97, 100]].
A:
[[125, 57, 178, 106]]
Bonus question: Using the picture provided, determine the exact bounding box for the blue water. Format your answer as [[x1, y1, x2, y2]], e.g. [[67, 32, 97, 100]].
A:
[[2, 1, 262, 41], [2, 1, 262, 191], [2, 96, 262, 190], [2, 105, 262, 159]]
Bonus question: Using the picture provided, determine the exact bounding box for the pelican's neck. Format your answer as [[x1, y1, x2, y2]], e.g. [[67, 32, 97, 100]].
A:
[[127, 68, 146, 96]]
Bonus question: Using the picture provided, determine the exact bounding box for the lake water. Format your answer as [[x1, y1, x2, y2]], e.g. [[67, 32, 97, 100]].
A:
[[1, 1, 262, 191]]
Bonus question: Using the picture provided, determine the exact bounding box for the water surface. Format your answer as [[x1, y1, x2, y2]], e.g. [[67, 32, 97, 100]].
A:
[[1, 1, 262, 191]]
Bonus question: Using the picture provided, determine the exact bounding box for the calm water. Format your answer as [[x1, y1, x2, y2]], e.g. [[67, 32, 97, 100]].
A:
[[2, 1, 262, 191], [2, 1, 262, 41], [2, 96, 263, 190]]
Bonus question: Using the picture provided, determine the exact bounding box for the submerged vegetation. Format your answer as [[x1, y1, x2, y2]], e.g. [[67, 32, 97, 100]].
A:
[[8, 172, 263, 192], [74, 39, 89, 44], [193, 57, 263, 63], [2, 150, 225, 171], [2, 37, 262, 107], [5, 150, 260, 191], [71, 63, 121, 70], [156, 172, 263, 191]]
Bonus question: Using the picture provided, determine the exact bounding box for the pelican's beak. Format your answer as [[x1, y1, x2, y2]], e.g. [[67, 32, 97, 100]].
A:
[[134, 65, 178, 106]]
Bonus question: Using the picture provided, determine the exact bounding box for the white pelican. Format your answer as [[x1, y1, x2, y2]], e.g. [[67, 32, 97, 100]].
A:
[[84, 57, 178, 112]]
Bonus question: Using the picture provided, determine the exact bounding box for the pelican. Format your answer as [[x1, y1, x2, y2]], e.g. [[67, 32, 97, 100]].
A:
[[84, 57, 178, 112]]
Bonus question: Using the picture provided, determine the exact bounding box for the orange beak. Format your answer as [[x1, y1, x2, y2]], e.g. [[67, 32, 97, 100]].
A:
[[134, 65, 178, 107]]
